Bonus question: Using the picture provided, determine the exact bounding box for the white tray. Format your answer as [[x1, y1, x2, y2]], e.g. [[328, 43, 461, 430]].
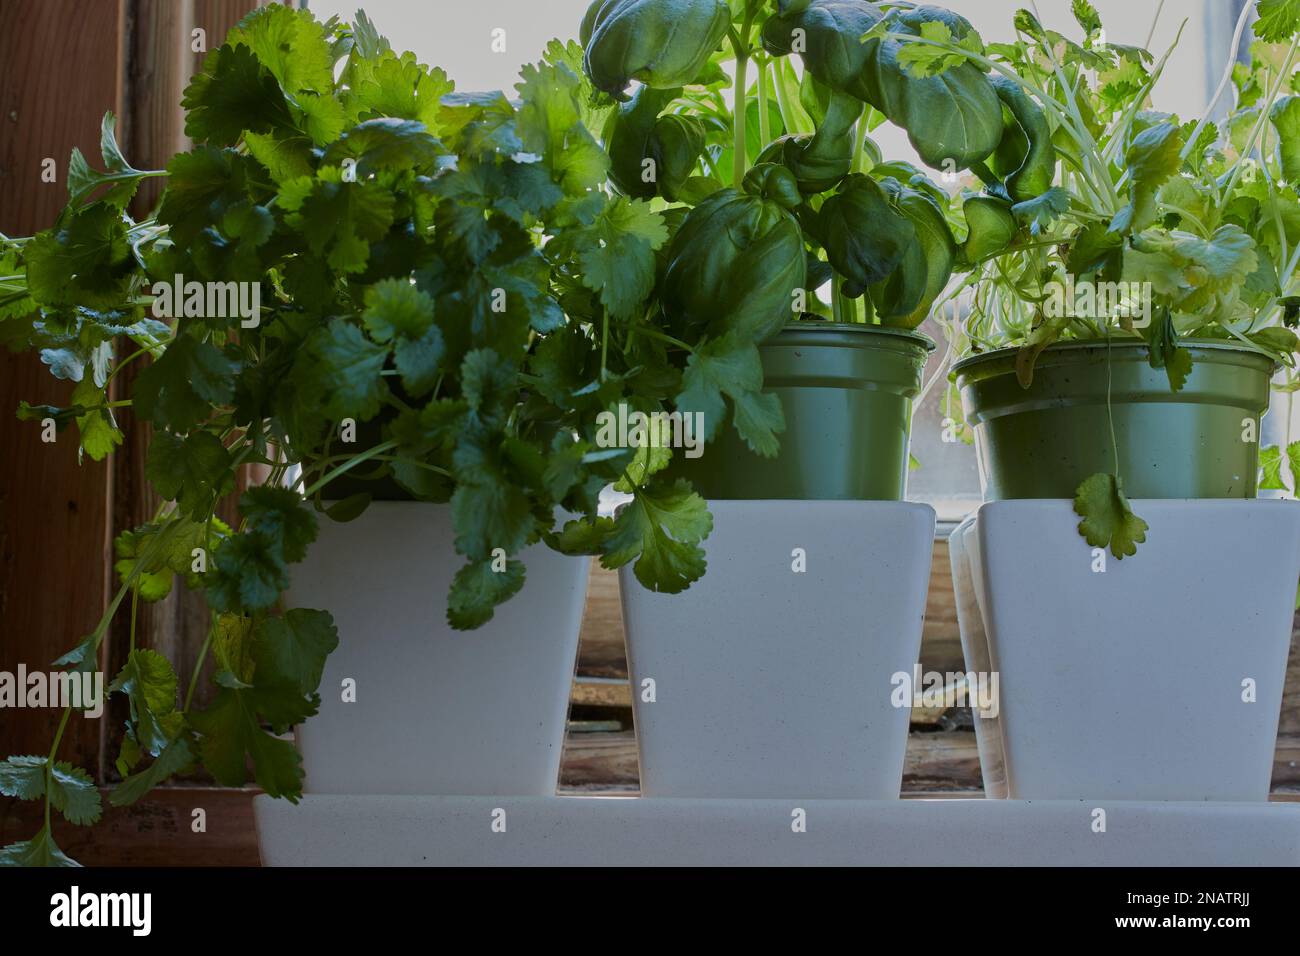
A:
[[254, 795, 1300, 866]]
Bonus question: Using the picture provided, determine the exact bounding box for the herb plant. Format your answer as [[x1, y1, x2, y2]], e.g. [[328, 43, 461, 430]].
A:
[[0, 6, 712, 865], [878, 1, 1300, 555]]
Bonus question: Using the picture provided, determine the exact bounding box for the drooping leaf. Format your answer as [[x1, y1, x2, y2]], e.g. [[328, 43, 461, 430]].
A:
[[1074, 472, 1149, 559]]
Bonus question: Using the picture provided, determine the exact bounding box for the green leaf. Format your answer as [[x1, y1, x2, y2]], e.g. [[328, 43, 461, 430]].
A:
[[601, 479, 712, 593], [146, 430, 234, 518], [447, 557, 527, 629], [108, 649, 183, 757], [1254, 0, 1300, 43], [1074, 472, 1149, 559], [1108, 123, 1183, 234], [133, 335, 240, 432], [0, 757, 101, 826], [344, 51, 454, 134], [547, 515, 615, 556], [1269, 95, 1300, 183], [324, 118, 445, 175], [516, 57, 610, 194], [227, 4, 335, 95], [0, 756, 48, 800], [1142, 310, 1192, 393], [110, 736, 194, 808], [394, 325, 445, 397], [305, 319, 390, 421], [252, 609, 339, 700], [188, 686, 303, 799], [24, 203, 134, 308], [573, 196, 667, 319], [240, 486, 318, 563], [1123, 225, 1258, 314], [1260, 444, 1289, 491], [895, 20, 985, 78], [0, 828, 79, 867], [363, 278, 434, 342], [278, 170, 396, 274], [1011, 187, 1070, 234], [450, 432, 536, 560], [71, 375, 122, 462], [206, 531, 287, 612], [676, 333, 784, 457], [1071, 0, 1103, 36], [182, 43, 293, 146], [67, 112, 151, 209]]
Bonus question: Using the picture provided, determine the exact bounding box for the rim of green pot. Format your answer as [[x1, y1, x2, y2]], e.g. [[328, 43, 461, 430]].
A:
[[776, 320, 937, 352], [952, 337, 1280, 380]]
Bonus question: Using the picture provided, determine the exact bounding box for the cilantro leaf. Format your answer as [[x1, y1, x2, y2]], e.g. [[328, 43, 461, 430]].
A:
[[896, 20, 985, 78], [363, 277, 434, 342], [1108, 123, 1183, 234], [1142, 309, 1192, 393], [110, 736, 194, 808], [393, 325, 445, 397], [1261, 444, 1289, 491], [278, 170, 396, 274], [133, 335, 240, 432], [1074, 472, 1149, 559], [0, 828, 79, 867], [343, 50, 454, 134], [182, 43, 293, 146], [239, 486, 318, 563], [67, 112, 153, 209], [516, 57, 610, 194], [108, 649, 183, 757], [304, 319, 390, 421], [676, 334, 785, 457], [71, 375, 122, 462], [146, 430, 234, 518], [251, 609, 339, 704], [188, 686, 304, 799], [1254, 0, 1300, 42], [227, 4, 335, 96], [1011, 187, 1070, 234], [447, 557, 527, 629], [206, 531, 288, 612], [0, 757, 101, 826], [24, 203, 134, 308], [601, 478, 712, 592], [571, 196, 667, 319], [1124, 225, 1258, 314], [450, 431, 537, 559]]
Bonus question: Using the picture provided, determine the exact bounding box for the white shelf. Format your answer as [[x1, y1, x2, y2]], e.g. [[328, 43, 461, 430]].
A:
[[254, 795, 1300, 866]]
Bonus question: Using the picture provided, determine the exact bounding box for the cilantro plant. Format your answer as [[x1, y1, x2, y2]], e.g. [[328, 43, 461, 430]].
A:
[[875, 1, 1300, 556], [0, 6, 712, 865]]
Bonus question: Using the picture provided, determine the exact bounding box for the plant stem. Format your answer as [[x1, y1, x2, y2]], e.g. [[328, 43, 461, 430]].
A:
[[183, 615, 216, 713], [301, 440, 399, 498], [1181, 1, 1253, 162], [128, 587, 139, 653], [756, 55, 771, 145], [732, 44, 750, 186], [1221, 35, 1300, 205]]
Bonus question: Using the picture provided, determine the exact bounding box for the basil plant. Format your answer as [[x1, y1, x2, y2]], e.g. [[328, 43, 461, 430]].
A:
[[572, 0, 1072, 467]]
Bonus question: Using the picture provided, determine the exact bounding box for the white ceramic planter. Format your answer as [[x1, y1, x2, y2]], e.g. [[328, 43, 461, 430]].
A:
[[285, 502, 588, 795], [953, 499, 1300, 801], [619, 500, 935, 798]]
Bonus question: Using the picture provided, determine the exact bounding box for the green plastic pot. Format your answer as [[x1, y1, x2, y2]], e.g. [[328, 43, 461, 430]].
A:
[[668, 322, 934, 499], [952, 340, 1278, 500]]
